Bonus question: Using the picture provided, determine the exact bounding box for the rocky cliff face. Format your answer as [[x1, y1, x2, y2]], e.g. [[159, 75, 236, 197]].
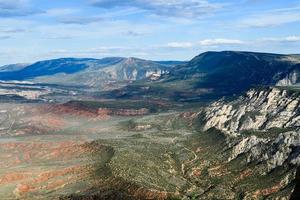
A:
[[277, 68, 300, 86], [229, 131, 300, 171], [199, 87, 300, 135], [277, 71, 299, 86], [195, 87, 300, 184], [101, 57, 170, 81]]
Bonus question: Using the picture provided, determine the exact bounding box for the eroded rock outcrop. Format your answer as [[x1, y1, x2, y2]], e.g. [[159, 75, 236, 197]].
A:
[[199, 87, 300, 135], [229, 131, 300, 171], [189, 87, 300, 198], [196, 87, 300, 172], [228, 136, 269, 162], [277, 69, 300, 86]]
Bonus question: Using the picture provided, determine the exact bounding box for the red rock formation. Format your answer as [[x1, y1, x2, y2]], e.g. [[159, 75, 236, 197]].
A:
[[40, 103, 150, 119]]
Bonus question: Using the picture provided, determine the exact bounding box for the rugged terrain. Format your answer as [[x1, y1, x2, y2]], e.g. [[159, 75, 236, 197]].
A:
[[0, 86, 298, 199], [199, 87, 300, 135], [109, 51, 300, 102], [0, 51, 300, 199]]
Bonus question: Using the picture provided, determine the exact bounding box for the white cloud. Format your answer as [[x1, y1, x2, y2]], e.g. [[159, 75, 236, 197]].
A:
[[166, 36, 300, 50], [285, 36, 300, 42], [261, 36, 300, 43], [45, 8, 80, 17], [167, 42, 193, 49], [166, 38, 245, 49], [198, 38, 244, 46], [46, 46, 150, 59], [34, 18, 160, 40], [240, 7, 300, 28], [90, 0, 224, 18]]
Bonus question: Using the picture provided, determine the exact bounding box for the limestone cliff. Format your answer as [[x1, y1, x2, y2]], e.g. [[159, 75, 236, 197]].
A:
[[199, 87, 300, 136], [196, 87, 300, 172]]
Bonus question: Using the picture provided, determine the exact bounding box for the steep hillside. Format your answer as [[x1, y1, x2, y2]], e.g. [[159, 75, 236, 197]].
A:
[[191, 86, 300, 176], [169, 86, 300, 198], [110, 51, 300, 102]]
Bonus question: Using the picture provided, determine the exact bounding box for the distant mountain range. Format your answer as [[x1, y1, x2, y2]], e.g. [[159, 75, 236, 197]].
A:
[[0, 57, 185, 89], [109, 51, 300, 101], [0, 51, 300, 99]]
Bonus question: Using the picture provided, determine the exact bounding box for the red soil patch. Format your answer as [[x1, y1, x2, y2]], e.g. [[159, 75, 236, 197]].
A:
[[0, 139, 108, 198], [41, 104, 100, 118], [14, 183, 35, 196], [40, 103, 150, 119], [13, 165, 87, 196], [33, 165, 85, 184], [0, 141, 93, 168], [97, 108, 112, 119], [235, 169, 252, 182], [208, 165, 230, 177], [252, 180, 285, 198], [192, 168, 202, 177], [0, 172, 32, 184]]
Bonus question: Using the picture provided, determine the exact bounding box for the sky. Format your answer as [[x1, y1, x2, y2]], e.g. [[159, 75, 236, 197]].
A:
[[0, 0, 300, 65]]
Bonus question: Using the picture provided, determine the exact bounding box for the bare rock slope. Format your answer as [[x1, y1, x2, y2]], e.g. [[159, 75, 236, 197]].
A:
[[196, 87, 300, 183], [199, 87, 300, 135]]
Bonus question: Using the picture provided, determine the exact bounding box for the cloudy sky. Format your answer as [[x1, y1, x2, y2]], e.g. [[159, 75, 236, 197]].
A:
[[0, 0, 300, 65]]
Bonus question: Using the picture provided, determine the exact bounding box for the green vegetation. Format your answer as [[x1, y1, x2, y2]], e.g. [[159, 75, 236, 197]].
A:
[[66, 99, 171, 113], [241, 127, 297, 139]]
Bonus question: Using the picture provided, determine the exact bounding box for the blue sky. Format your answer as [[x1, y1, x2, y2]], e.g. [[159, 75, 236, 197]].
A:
[[0, 0, 300, 65]]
